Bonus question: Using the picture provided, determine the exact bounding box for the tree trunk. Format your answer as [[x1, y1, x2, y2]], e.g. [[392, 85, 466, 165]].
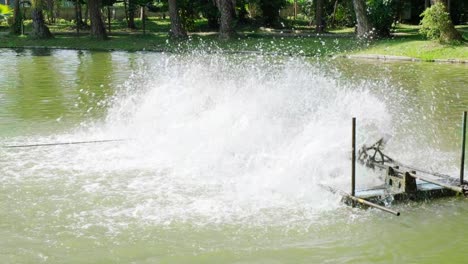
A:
[[294, 0, 297, 20], [259, 0, 281, 27], [45, 0, 54, 23], [77, 2, 86, 28], [237, 0, 248, 24], [352, 0, 373, 38], [217, 0, 235, 39], [107, 6, 111, 33], [141, 6, 146, 35], [433, 0, 462, 41], [123, 0, 129, 25], [10, 0, 22, 35], [31, 6, 53, 39], [168, 0, 187, 38], [315, 0, 324, 33], [331, 0, 339, 28], [73, 0, 87, 32], [88, 0, 107, 40], [84, 3, 88, 24], [128, 0, 136, 29], [75, 0, 80, 35], [5, 0, 10, 5]]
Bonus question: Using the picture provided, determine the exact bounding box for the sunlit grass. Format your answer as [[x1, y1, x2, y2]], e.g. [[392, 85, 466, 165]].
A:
[[357, 40, 468, 60], [349, 25, 468, 60], [1, 20, 466, 60], [352, 38, 468, 60]]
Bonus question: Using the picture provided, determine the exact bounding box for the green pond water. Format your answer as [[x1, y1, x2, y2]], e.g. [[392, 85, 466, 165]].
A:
[[1, 48, 468, 263]]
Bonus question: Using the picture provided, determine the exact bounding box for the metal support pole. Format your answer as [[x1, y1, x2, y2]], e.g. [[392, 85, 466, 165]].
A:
[[352, 117, 356, 196], [318, 184, 400, 216], [347, 194, 400, 216], [461, 111, 467, 185], [406, 172, 465, 195]]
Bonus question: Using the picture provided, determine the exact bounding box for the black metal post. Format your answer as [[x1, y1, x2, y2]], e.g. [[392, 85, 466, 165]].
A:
[[461, 111, 467, 185], [352, 117, 356, 196]]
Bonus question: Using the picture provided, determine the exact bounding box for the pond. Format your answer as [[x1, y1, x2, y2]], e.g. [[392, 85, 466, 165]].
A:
[[1, 48, 468, 263]]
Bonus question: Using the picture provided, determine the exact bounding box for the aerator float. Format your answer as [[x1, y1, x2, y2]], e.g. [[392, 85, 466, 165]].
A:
[[321, 112, 468, 216]]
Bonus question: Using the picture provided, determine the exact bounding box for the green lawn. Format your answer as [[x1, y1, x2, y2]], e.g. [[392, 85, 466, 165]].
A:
[[1, 19, 467, 61], [351, 24, 468, 60]]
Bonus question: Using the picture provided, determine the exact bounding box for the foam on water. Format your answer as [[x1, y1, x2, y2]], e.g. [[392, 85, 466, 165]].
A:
[[2, 53, 394, 229]]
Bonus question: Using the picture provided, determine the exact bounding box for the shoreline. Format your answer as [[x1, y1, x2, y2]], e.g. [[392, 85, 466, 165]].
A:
[[339, 54, 468, 64], [1, 45, 467, 64]]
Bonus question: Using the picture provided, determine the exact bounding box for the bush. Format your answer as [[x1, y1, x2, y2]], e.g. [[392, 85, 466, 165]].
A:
[[332, 2, 355, 27], [0, 4, 12, 24], [420, 3, 455, 41], [367, 0, 395, 37], [258, 0, 288, 27]]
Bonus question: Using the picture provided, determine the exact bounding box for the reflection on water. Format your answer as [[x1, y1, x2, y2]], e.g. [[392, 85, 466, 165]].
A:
[[0, 49, 140, 136]]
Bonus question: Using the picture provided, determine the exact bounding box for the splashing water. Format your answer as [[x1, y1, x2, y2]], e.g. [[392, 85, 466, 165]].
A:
[[3, 50, 468, 263], [2, 53, 393, 231]]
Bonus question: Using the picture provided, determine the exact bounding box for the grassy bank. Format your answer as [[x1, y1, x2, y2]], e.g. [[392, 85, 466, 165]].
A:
[[351, 24, 468, 60], [1, 19, 467, 61]]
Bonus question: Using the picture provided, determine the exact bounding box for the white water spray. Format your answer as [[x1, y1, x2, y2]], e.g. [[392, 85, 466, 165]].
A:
[[2, 53, 393, 227]]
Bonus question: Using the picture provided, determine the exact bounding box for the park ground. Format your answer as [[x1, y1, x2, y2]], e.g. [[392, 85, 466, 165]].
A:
[[0, 18, 467, 61]]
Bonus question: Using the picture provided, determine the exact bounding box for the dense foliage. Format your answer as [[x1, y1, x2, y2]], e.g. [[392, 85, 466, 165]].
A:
[[178, 0, 218, 31], [420, 3, 459, 42], [0, 4, 12, 22], [366, 0, 395, 37], [257, 0, 287, 26], [1, 0, 465, 41]]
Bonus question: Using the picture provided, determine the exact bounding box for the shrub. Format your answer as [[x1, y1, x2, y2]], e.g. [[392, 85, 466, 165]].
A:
[[332, 2, 355, 28], [0, 4, 12, 24], [367, 0, 395, 37], [258, 0, 288, 27], [419, 3, 450, 39], [420, 3, 455, 42]]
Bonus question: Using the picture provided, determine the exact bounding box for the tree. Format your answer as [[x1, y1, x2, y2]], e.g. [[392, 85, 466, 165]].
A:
[[352, 0, 373, 38], [88, 0, 108, 39], [367, 0, 395, 37], [315, 0, 324, 33], [137, 0, 153, 34], [0, 3, 12, 30], [217, 0, 236, 39], [420, 1, 462, 42], [44, 0, 57, 23], [236, 0, 249, 24], [102, 0, 117, 33], [258, 0, 287, 27], [0, 3, 11, 18], [30, 0, 53, 39], [72, 0, 88, 32], [198, 0, 219, 29], [8, 0, 21, 35], [293, 0, 297, 19], [0, 0, 21, 35], [168, 0, 187, 38], [127, 0, 136, 29]]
